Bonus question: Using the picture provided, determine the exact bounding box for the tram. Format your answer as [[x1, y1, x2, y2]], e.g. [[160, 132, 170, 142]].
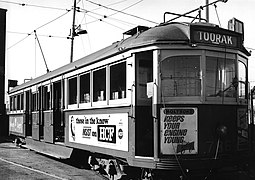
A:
[[8, 10, 250, 180]]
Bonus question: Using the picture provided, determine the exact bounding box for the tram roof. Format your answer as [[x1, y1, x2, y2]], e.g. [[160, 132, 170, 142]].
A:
[[9, 22, 248, 93]]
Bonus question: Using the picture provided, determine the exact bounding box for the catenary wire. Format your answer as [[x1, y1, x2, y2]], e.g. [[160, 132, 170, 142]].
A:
[[7, 10, 71, 50], [84, 0, 158, 25], [0, 0, 69, 11], [78, 0, 144, 27], [7, 31, 69, 39]]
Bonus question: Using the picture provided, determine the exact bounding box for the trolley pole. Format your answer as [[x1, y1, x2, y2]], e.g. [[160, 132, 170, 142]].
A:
[[70, 0, 77, 63], [206, 0, 209, 22]]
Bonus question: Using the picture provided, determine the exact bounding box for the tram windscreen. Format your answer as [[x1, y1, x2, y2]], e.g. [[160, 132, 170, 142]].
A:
[[160, 55, 201, 97], [206, 56, 236, 98], [238, 60, 247, 99]]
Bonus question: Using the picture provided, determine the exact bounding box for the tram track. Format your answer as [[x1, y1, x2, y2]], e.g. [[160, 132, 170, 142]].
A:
[[0, 141, 105, 180], [0, 157, 68, 180]]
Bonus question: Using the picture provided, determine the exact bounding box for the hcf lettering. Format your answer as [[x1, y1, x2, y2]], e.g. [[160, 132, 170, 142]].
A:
[[98, 125, 116, 143]]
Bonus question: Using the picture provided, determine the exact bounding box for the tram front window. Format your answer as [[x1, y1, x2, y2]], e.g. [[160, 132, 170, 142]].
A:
[[160, 55, 201, 97], [206, 56, 236, 98], [238, 60, 247, 99]]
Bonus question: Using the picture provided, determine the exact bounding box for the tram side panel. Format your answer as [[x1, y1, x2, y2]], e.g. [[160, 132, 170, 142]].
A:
[[64, 107, 132, 159]]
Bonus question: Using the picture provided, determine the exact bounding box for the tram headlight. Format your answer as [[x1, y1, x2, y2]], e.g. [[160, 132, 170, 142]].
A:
[[216, 125, 227, 138]]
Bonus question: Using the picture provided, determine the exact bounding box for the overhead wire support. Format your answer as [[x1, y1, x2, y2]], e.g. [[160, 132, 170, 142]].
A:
[[34, 30, 50, 73]]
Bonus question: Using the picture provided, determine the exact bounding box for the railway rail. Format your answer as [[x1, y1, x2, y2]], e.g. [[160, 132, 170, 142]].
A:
[[0, 138, 105, 180]]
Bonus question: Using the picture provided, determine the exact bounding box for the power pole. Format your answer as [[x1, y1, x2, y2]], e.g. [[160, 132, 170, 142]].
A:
[[70, 0, 77, 63]]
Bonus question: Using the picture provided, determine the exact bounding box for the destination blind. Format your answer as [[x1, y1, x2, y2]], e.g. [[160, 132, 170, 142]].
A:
[[190, 24, 242, 48]]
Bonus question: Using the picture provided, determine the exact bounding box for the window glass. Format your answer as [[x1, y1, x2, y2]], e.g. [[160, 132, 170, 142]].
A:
[[93, 68, 106, 102], [17, 95, 20, 110], [206, 56, 236, 98], [21, 93, 24, 110], [110, 62, 126, 100], [80, 73, 90, 103], [13, 96, 17, 110], [10, 96, 13, 111], [238, 61, 246, 99], [161, 56, 201, 97], [69, 77, 77, 105], [43, 86, 51, 110], [32, 93, 37, 111]]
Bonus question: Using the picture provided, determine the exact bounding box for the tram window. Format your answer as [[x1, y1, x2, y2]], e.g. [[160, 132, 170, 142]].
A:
[[9, 97, 12, 111], [206, 57, 236, 98], [20, 93, 24, 110], [43, 86, 51, 110], [161, 56, 201, 97], [32, 93, 37, 111], [93, 68, 106, 102], [110, 62, 126, 100], [13, 96, 17, 110], [238, 61, 246, 99], [136, 52, 153, 101], [17, 94, 20, 110], [10, 96, 14, 111], [68, 77, 77, 105], [80, 73, 90, 103]]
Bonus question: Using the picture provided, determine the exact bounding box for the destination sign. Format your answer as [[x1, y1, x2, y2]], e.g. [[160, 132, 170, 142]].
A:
[[190, 24, 241, 48]]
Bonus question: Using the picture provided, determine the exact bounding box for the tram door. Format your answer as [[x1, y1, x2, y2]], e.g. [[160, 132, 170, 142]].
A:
[[43, 85, 54, 143], [25, 90, 32, 136], [53, 81, 64, 142], [32, 87, 43, 140], [135, 51, 154, 157]]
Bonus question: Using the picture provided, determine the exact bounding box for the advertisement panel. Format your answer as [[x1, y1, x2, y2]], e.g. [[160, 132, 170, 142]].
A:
[[9, 116, 24, 134], [69, 113, 128, 151], [160, 108, 198, 154]]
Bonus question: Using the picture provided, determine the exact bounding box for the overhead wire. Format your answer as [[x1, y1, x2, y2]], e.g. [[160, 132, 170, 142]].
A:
[[7, 10, 71, 50], [0, 0, 69, 11], [84, 0, 158, 25], [78, 0, 92, 54], [85, 0, 128, 12], [78, 0, 144, 29], [7, 31, 69, 39]]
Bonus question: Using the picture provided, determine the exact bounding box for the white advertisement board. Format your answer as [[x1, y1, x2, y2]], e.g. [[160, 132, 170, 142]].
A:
[[160, 108, 198, 154], [69, 113, 128, 151], [9, 116, 24, 134]]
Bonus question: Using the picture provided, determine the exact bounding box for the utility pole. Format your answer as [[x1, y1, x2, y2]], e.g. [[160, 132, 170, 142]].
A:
[[70, 0, 77, 63]]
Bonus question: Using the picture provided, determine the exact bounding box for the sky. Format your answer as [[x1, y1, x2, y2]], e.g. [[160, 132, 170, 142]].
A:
[[1, 0, 255, 94]]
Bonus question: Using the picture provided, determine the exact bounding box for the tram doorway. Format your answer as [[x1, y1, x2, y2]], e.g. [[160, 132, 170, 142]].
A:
[[53, 81, 64, 142], [135, 51, 154, 157], [25, 90, 32, 136]]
